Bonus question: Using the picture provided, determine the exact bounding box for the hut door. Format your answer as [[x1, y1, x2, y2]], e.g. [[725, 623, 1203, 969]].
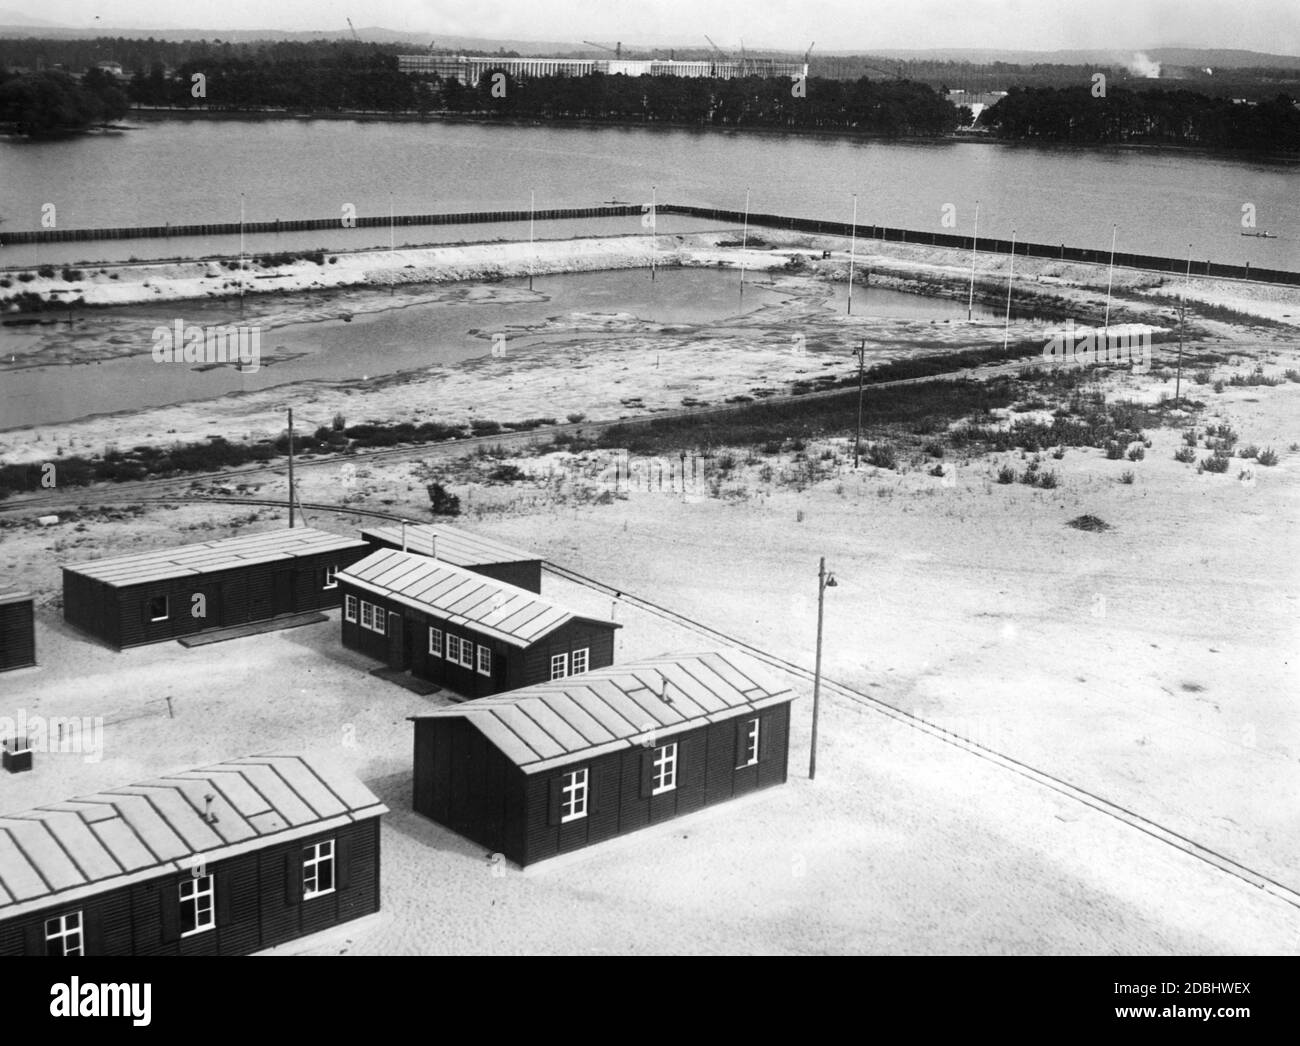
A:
[[386, 612, 406, 670], [272, 570, 295, 616]]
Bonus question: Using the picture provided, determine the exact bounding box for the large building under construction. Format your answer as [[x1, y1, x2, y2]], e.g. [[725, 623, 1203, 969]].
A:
[[398, 54, 807, 85]]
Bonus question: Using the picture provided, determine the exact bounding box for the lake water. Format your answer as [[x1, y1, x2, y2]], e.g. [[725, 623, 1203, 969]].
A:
[[2, 117, 1296, 269], [0, 265, 1018, 430]]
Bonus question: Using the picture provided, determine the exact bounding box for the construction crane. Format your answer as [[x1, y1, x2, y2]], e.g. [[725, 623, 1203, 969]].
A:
[[346, 18, 360, 42], [583, 40, 622, 59]]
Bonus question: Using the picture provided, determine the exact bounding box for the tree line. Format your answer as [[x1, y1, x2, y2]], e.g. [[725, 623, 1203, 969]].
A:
[[979, 85, 1300, 151]]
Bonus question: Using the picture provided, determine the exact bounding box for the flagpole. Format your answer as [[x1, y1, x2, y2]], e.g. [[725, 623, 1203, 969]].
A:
[[1104, 223, 1117, 337], [847, 193, 857, 315], [1003, 229, 1016, 351], [740, 186, 750, 297]]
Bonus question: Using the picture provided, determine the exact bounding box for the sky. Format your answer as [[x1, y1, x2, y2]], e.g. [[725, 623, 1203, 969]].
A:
[[10, 0, 1300, 55]]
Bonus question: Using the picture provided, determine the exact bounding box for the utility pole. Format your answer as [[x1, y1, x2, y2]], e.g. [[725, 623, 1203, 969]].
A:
[[809, 557, 837, 780], [853, 339, 866, 468], [650, 184, 657, 282], [967, 199, 979, 322], [239, 192, 245, 316], [1175, 243, 1191, 401], [287, 408, 295, 528], [529, 188, 535, 292]]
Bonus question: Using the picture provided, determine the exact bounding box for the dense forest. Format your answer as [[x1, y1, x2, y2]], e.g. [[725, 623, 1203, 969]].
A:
[[0, 68, 128, 134], [979, 85, 1300, 151]]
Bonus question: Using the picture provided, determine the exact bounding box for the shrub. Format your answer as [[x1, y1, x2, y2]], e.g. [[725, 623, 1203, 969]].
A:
[[1119, 470, 1135, 484], [332, 412, 346, 431], [62, 268, 84, 282], [866, 443, 897, 470], [1036, 470, 1058, 489], [1238, 444, 1259, 460], [1200, 453, 1230, 473], [996, 465, 1016, 484], [923, 441, 944, 458], [16, 272, 34, 282], [427, 482, 461, 516], [1213, 380, 1225, 393], [1182, 429, 1199, 446], [1067, 514, 1110, 532], [489, 464, 527, 483], [1051, 446, 1065, 459], [1173, 446, 1197, 463], [1193, 370, 1211, 385], [1256, 448, 1279, 466], [929, 464, 945, 478], [1127, 445, 1145, 461], [566, 412, 586, 424], [761, 440, 782, 455], [1284, 369, 1300, 383], [469, 419, 502, 436], [1105, 441, 1125, 460], [37, 265, 55, 278]]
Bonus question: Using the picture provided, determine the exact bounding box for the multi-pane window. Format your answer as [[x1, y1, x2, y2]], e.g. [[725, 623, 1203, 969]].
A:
[[458, 639, 474, 669], [560, 768, 588, 822], [371, 608, 386, 636], [44, 911, 83, 956], [652, 743, 678, 795], [445, 634, 461, 664], [303, 840, 335, 899], [477, 644, 492, 677], [360, 601, 373, 629], [148, 595, 169, 622], [179, 875, 215, 937], [571, 648, 589, 675], [429, 627, 443, 656], [344, 595, 357, 622], [739, 717, 760, 768], [550, 652, 569, 680]]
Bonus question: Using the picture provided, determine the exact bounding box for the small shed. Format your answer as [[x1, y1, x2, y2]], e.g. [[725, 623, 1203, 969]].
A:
[[62, 527, 372, 649], [337, 548, 618, 699], [410, 650, 795, 866], [0, 754, 386, 956], [0, 589, 36, 672], [361, 522, 543, 593]]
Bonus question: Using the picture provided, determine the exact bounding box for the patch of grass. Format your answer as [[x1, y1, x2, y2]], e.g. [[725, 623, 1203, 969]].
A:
[[1127, 445, 1145, 461], [1119, 470, 1135, 484], [1173, 446, 1197, 463], [996, 465, 1016, 484], [867, 443, 898, 470], [1200, 453, 1231, 473], [1066, 514, 1110, 532], [1256, 448, 1279, 466]]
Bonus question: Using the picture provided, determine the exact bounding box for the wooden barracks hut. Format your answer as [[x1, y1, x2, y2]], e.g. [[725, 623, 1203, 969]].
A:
[[361, 522, 543, 593], [62, 527, 371, 649], [0, 754, 386, 956], [0, 589, 36, 672], [410, 650, 795, 866], [337, 548, 618, 699]]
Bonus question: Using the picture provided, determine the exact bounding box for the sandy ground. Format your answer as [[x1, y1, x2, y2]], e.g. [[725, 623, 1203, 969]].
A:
[[8, 224, 1295, 467], [1, 342, 1299, 952], [2, 235, 1298, 954]]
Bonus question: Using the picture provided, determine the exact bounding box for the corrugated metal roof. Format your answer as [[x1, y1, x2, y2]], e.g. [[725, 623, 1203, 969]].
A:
[[62, 528, 370, 588], [361, 523, 538, 567], [0, 755, 387, 920], [0, 590, 33, 608], [338, 548, 617, 649], [410, 650, 796, 774]]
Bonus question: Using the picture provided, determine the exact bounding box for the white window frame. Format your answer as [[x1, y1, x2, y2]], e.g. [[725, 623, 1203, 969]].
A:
[[179, 874, 215, 938], [44, 910, 83, 956], [571, 648, 589, 675], [477, 644, 492, 677], [360, 600, 373, 629], [739, 717, 760, 768], [445, 633, 461, 664], [323, 565, 339, 590], [344, 594, 358, 623], [459, 638, 474, 669], [550, 652, 569, 680], [652, 742, 678, 795], [429, 626, 443, 656], [560, 768, 588, 823], [372, 607, 387, 636], [148, 595, 169, 622], [303, 839, 336, 900]]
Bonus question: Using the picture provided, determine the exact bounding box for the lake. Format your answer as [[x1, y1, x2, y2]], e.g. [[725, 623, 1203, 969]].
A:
[[1, 117, 1296, 269]]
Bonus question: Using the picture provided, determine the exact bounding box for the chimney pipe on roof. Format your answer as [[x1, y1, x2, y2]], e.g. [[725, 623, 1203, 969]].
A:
[[204, 793, 219, 825], [401, 521, 408, 552]]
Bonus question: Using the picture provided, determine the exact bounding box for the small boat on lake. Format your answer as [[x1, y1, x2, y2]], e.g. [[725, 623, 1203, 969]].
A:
[[1241, 231, 1278, 238]]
